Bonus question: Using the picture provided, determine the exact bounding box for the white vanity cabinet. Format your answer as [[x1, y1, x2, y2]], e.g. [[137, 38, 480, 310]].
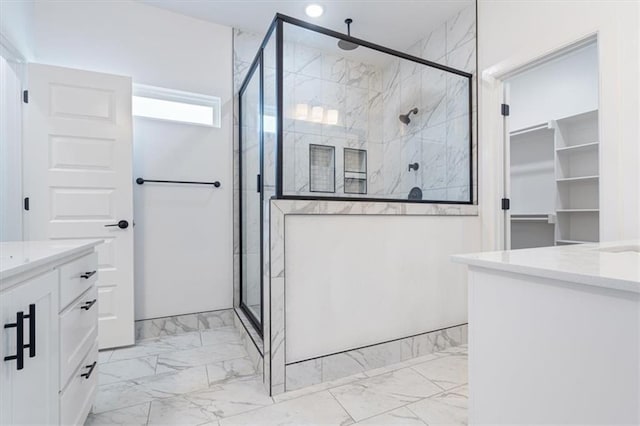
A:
[[0, 240, 102, 425]]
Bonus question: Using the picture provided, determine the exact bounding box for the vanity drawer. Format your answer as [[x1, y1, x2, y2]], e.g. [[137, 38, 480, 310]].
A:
[[60, 340, 98, 426], [60, 285, 98, 387], [59, 252, 98, 310]]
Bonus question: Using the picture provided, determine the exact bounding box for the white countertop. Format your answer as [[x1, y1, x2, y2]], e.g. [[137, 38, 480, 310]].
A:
[[452, 240, 640, 293], [0, 240, 103, 283]]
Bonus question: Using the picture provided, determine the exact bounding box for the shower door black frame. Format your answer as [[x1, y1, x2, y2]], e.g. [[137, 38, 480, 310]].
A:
[[270, 13, 474, 205], [238, 48, 265, 336]]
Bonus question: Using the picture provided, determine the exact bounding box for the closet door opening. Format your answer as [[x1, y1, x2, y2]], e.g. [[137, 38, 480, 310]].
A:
[[504, 39, 600, 249]]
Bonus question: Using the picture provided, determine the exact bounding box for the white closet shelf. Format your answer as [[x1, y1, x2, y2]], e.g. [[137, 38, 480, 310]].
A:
[[556, 209, 599, 213], [555, 142, 599, 153], [510, 123, 551, 137], [556, 175, 599, 183], [511, 213, 555, 223]]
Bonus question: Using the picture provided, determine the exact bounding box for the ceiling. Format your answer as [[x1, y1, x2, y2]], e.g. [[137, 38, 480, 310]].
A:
[[141, 0, 472, 51]]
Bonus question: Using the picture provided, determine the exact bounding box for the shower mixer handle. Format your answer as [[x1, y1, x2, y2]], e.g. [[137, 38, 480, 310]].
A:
[[408, 163, 420, 172]]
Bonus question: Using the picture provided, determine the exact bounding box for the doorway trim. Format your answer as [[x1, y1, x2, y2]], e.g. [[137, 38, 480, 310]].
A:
[[478, 32, 599, 252]]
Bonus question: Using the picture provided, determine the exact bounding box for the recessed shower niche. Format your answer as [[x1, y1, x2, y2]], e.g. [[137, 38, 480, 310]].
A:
[[344, 148, 367, 194]]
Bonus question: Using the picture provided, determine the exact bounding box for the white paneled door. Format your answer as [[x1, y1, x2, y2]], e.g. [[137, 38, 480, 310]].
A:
[[23, 64, 134, 349]]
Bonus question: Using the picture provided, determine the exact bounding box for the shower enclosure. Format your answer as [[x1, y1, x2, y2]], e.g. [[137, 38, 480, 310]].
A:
[[239, 14, 473, 332]]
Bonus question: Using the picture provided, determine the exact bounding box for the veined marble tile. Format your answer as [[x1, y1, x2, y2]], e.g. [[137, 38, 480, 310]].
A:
[[85, 402, 150, 426], [135, 314, 199, 340], [98, 349, 113, 364], [99, 355, 158, 385], [346, 60, 371, 90], [446, 185, 470, 203], [445, 146, 469, 188], [206, 358, 256, 386], [274, 371, 367, 403], [295, 43, 322, 78], [156, 342, 247, 374], [446, 5, 476, 53], [356, 406, 427, 425], [94, 366, 209, 413], [421, 66, 447, 129], [421, 142, 446, 190], [322, 53, 346, 83], [233, 28, 262, 65], [446, 73, 471, 121], [110, 332, 202, 362], [198, 309, 236, 331], [407, 392, 468, 426], [422, 24, 446, 63], [329, 367, 442, 421], [323, 340, 402, 382], [148, 376, 273, 424], [219, 390, 352, 426], [411, 354, 468, 391], [285, 359, 322, 391], [365, 352, 441, 378], [400, 39, 423, 81], [200, 326, 243, 347]]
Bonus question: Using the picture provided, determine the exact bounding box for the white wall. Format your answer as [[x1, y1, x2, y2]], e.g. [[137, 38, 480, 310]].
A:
[[508, 44, 599, 131], [478, 0, 640, 249], [0, 56, 23, 241], [285, 215, 481, 362], [0, 0, 34, 60], [31, 0, 234, 319]]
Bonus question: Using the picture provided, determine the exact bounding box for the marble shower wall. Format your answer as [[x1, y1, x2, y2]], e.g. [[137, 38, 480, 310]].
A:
[[380, 4, 476, 202]]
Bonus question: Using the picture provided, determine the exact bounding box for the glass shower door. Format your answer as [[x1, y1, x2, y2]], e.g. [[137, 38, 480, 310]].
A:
[[240, 60, 263, 331]]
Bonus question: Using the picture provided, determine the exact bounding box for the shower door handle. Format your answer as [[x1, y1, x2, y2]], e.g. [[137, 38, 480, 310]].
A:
[[256, 174, 261, 193]]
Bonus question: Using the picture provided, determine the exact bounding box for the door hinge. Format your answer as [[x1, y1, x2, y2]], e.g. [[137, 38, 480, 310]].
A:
[[256, 174, 261, 193], [501, 103, 510, 116], [24, 197, 30, 211], [22, 90, 29, 104], [501, 198, 510, 210]]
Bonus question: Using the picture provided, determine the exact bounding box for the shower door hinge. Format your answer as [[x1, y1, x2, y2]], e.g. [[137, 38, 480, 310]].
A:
[[24, 197, 30, 211], [501, 103, 510, 116], [501, 198, 510, 210], [22, 90, 29, 104]]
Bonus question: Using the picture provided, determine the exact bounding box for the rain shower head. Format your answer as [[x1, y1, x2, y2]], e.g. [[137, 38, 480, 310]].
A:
[[399, 107, 419, 125], [338, 19, 359, 51]]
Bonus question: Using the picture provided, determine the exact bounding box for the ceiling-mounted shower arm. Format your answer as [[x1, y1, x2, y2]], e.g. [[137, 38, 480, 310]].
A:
[[338, 18, 359, 51]]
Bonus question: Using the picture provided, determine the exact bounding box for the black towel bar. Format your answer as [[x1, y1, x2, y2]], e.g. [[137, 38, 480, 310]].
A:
[[136, 178, 221, 188]]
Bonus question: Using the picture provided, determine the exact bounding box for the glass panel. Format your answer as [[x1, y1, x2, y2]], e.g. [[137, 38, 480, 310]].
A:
[[281, 22, 472, 202], [240, 61, 262, 327]]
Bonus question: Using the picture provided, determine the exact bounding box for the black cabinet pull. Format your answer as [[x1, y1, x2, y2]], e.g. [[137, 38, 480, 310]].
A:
[[4, 311, 25, 370], [80, 361, 97, 379], [80, 299, 97, 311], [80, 270, 97, 279], [24, 304, 36, 358]]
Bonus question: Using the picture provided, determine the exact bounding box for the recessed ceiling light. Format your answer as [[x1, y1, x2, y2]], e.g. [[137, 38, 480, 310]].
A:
[[305, 4, 324, 18]]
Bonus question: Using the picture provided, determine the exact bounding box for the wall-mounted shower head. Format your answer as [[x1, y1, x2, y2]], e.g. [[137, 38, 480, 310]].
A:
[[338, 19, 359, 51], [399, 107, 419, 125]]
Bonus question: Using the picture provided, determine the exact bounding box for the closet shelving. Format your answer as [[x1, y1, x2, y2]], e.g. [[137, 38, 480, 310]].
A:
[[509, 109, 600, 248]]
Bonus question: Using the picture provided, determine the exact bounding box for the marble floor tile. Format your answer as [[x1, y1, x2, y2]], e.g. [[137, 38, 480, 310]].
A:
[[94, 366, 209, 413], [407, 392, 468, 425], [99, 355, 158, 385], [364, 353, 442, 378], [329, 368, 442, 421], [198, 310, 235, 330], [411, 355, 468, 391], [206, 357, 256, 385], [219, 390, 353, 426], [98, 349, 114, 364], [110, 332, 202, 362], [86, 402, 150, 426], [273, 372, 368, 403], [355, 406, 427, 425], [156, 342, 247, 374], [201, 326, 244, 347], [147, 376, 273, 424]]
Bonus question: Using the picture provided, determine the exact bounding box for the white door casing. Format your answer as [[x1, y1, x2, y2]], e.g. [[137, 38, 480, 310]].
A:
[[23, 64, 134, 349]]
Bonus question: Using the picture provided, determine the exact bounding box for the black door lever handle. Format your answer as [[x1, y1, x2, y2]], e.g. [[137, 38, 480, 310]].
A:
[[104, 220, 129, 229]]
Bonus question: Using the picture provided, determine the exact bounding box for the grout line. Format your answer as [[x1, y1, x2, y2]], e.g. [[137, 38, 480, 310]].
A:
[[327, 390, 357, 424], [145, 401, 152, 426], [405, 404, 429, 425]]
